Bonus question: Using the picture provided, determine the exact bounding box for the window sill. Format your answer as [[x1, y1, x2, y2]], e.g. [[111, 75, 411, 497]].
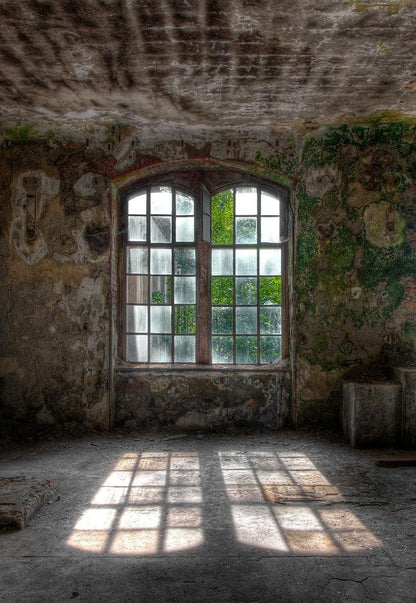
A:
[[115, 357, 290, 372]]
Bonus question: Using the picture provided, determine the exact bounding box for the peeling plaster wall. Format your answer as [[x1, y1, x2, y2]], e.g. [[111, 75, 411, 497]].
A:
[[0, 121, 415, 432]]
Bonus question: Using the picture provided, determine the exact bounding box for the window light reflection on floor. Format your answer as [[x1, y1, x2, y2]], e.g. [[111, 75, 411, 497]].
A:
[[220, 451, 381, 554], [67, 449, 381, 556], [67, 452, 204, 555]]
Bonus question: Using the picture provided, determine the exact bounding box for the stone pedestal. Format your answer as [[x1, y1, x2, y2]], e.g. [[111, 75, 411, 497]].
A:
[[342, 380, 402, 447], [394, 367, 416, 448]]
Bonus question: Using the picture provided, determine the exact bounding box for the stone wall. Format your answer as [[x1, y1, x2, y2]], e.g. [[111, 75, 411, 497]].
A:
[[0, 121, 415, 432]]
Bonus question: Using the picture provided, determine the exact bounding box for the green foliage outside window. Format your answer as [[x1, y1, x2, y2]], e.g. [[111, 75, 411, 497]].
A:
[[174, 305, 196, 334], [212, 190, 234, 245], [211, 277, 234, 305], [259, 277, 282, 305], [151, 277, 173, 304]]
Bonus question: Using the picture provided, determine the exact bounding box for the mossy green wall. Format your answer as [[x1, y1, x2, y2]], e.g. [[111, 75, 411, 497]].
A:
[[258, 121, 416, 422]]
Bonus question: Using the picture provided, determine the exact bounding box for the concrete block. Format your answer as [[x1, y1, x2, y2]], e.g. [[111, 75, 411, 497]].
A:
[[342, 380, 402, 447], [394, 367, 416, 448]]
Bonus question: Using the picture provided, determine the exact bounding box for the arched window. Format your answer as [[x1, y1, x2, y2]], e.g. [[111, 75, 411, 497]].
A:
[[123, 179, 287, 366]]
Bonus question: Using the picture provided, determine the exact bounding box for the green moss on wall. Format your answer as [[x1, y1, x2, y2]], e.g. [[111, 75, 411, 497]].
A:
[[255, 121, 416, 376], [357, 242, 415, 289]]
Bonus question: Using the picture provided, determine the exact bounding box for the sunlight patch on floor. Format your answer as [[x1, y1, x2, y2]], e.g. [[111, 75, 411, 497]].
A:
[[67, 451, 204, 555]]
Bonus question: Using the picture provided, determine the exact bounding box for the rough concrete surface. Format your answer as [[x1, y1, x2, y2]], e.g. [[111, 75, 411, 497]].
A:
[[0, 430, 415, 602], [1, 0, 416, 129]]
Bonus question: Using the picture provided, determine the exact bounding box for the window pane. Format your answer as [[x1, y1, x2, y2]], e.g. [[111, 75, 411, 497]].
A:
[[211, 277, 233, 305], [126, 276, 148, 304], [212, 190, 233, 245], [174, 248, 196, 275], [126, 335, 148, 362], [236, 249, 257, 275], [261, 191, 280, 215], [260, 307, 281, 334], [128, 192, 146, 215], [176, 192, 194, 215], [128, 216, 147, 242], [212, 307, 233, 334], [176, 217, 194, 242], [151, 217, 172, 243], [235, 187, 257, 215], [174, 305, 196, 334], [259, 277, 282, 305], [174, 336, 195, 362], [150, 335, 172, 362], [236, 337, 257, 364], [151, 306, 172, 333], [174, 277, 196, 304], [151, 186, 172, 214], [261, 217, 280, 243], [127, 247, 148, 274], [235, 277, 257, 305], [236, 307, 257, 334], [260, 249, 281, 275], [236, 218, 257, 244], [260, 336, 281, 364], [126, 305, 148, 333], [212, 336, 233, 364], [150, 248, 172, 274], [150, 276, 172, 304], [212, 249, 233, 275]]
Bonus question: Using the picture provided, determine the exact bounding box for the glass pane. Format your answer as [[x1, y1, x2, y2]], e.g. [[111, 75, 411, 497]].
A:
[[151, 186, 172, 214], [174, 248, 196, 275], [126, 305, 148, 333], [128, 192, 146, 215], [236, 307, 257, 334], [211, 277, 233, 305], [260, 307, 281, 334], [174, 305, 196, 334], [236, 218, 257, 244], [150, 276, 172, 304], [126, 275, 148, 304], [235, 187, 257, 215], [259, 277, 282, 305], [236, 337, 257, 364], [151, 216, 172, 243], [174, 277, 196, 304], [150, 335, 171, 362], [211, 249, 233, 275], [261, 217, 280, 243], [212, 307, 233, 334], [260, 336, 281, 364], [150, 248, 171, 274], [151, 306, 172, 333], [261, 191, 280, 215], [203, 213, 210, 242], [126, 335, 148, 362], [212, 336, 233, 364], [235, 277, 257, 305], [236, 249, 257, 275], [127, 247, 148, 274], [176, 217, 194, 242], [174, 336, 196, 362], [128, 216, 147, 242], [176, 192, 194, 215], [260, 249, 281, 275], [212, 189, 233, 245]]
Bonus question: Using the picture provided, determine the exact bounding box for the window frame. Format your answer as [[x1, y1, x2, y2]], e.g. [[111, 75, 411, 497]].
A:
[[119, 175, 289, 369]]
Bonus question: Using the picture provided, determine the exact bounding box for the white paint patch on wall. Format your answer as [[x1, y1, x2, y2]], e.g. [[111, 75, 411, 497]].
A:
[[10, 170, 59, 265]]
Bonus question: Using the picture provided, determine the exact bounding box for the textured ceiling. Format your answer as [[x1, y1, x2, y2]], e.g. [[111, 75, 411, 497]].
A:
[[0, 0, 416, 130]]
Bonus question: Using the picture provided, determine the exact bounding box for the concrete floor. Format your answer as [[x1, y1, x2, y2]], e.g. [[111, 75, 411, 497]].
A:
[[0, 430, 415, 603]]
